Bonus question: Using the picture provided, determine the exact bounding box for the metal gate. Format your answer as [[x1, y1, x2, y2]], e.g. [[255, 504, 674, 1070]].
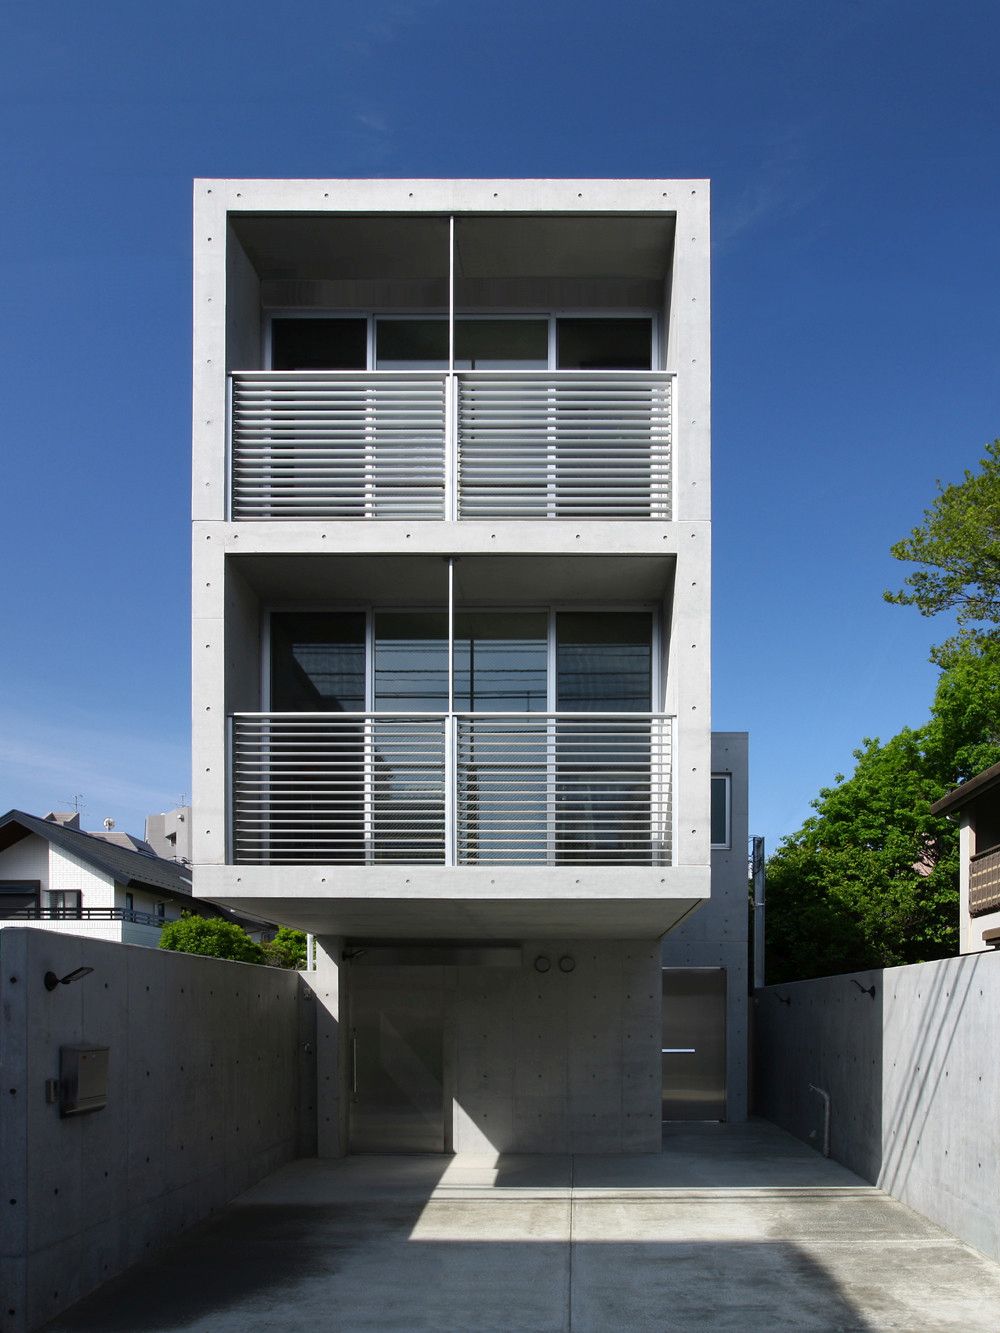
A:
[[661, 967, 727, 1121]]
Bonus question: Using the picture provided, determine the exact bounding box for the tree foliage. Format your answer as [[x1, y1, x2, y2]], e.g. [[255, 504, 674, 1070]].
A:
[[158, 914, 265, 964], [885, 439, 1000, 661], [766, 633, 1000, 983], [261, 926, 308, 969]]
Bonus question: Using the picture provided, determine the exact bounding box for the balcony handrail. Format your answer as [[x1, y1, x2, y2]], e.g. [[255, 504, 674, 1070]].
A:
[[234, 710, 671, 720], [229, 368, 674, 522], [231, 368, 676, 377], [230, 711, 673, 868], [970, 843, 1000, 863], [0, 906, 166, 926]]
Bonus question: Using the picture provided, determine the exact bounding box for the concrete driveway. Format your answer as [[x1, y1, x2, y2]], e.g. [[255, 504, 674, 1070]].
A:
[[46, 1121, 1000, 1331]]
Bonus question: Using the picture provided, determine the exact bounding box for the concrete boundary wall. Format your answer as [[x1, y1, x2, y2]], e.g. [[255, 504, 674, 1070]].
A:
[[0, 928, 314, 1333], [754, 950, 1000, 1263]]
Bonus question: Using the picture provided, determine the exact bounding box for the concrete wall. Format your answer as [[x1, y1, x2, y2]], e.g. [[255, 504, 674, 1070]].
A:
[[0, 928, 313, 1333], [452, 939, 661, 1154], [754, 950, 1000, 1263], [661, 732, 749, 1121], [313, 936, 661, 1157]]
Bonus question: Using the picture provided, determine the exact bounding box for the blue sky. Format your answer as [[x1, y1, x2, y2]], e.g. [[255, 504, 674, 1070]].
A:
[[1, 0, 998, 851]]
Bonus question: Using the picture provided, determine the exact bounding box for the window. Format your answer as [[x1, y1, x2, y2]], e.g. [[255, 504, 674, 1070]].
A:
[[155, 902, 166, 921], [47, 890, 82, 917], [271, 608, 655, 714], [711, 775, 731, 849], [0, 881, 40, 916], [269, 314, 657, 372], [124, 892, 134, 914], [270, 613, 366, 712]]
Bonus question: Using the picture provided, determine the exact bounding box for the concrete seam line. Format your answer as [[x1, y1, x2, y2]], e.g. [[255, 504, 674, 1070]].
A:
[[568, 1152, 575, 1332]]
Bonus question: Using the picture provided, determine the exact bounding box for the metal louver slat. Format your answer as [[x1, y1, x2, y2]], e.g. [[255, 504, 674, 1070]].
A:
[[457, 371, 672, 520], [230, 371, 448, 520], [230, 713, 672, 868]]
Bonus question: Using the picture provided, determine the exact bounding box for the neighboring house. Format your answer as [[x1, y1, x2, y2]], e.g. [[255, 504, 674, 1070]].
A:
[[192, 178, 723, 1153], [144, 804, 192, 863], [0, 809, 267, 948], [930, 761, 1000, 952]]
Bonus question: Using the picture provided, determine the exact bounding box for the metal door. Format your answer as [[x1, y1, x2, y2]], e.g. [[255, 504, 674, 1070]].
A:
[[661, 967, 727, 1121], [349, 967, 445, 1152]]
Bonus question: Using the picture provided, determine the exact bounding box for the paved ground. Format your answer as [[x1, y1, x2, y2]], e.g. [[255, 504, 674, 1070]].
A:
[[46, 1121, 1000, 1331]]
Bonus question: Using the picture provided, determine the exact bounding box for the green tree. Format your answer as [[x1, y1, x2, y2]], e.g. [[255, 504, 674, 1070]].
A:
[[261, 926, 308, 969], [885, 439, 1000, 661], [158, 913, 264, 964], [766, 639, 1000, 983]]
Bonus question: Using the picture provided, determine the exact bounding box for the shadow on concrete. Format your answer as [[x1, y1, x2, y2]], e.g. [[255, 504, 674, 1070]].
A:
[[45, 1121, 972, 1332], [44, 1202, 878, 1332]]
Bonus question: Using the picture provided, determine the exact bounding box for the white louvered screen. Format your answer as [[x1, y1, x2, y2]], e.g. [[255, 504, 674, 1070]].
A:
[[231, 713, 672, 868], [231, 714, 447, 865], [230, 371, 447, 520], [457, 371, 672, 519]]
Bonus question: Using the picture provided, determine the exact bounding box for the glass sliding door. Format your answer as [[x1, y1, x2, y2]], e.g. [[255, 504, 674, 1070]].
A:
[[453, 612, 548, 864], [372, 612, 448, 861], [556, 612, 654, 863], [268, 613, 366, 863], [264, 606, 659, 867]]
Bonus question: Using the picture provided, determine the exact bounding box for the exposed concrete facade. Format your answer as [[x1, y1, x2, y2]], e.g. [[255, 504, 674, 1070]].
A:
[[754, 950, 1000, 1264], [311, 936, 661, 1156], [0, 928, 311, 1333], [662, 731, 750, 1122], [191, 179, 712, 1154]]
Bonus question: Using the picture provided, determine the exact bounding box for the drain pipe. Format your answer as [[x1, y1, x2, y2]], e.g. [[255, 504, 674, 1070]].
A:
[[809, 1084, 831, 1157]]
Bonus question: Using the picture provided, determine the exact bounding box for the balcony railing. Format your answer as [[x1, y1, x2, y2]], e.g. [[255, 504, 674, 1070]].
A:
[[230, 712, 673, 867], [229, 370, 673, 521], [970, 845, 1000, 916], [0, 907, 166, 927]]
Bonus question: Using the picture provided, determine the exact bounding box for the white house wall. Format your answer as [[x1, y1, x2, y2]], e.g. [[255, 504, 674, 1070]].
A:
[[0, 834, 49, 892]]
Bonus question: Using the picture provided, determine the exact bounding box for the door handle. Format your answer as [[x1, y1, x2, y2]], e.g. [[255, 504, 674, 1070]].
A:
[[351, 1030, 358, 1095]]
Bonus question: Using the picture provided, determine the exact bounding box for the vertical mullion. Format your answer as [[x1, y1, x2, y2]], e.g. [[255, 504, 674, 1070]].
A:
[[445, 556, 456, 865], [547, 609, 557, 865]]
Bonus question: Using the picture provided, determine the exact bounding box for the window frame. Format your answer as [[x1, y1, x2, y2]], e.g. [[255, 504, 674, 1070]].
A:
[[263, 310, 663, 373], [710, 773, 732, 850], [264, 602, 663, 715]]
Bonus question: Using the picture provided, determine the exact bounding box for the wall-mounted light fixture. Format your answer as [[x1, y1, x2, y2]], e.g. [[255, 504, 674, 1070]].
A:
[[534, 955, 551, 973], [44, 967, 94, 992], [558, 955, 576, 973]]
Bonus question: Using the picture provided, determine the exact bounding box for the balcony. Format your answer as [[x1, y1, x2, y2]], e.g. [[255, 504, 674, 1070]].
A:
[[230, 712, 673, 867], [229, 370, 672, 521], [970, 845, 1000, 915], [0, 906, 167, 927]]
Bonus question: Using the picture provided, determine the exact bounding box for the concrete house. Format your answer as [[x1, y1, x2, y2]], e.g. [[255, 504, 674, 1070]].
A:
[[191, 177, 740, 1154], [931, 760, 1000, 952]]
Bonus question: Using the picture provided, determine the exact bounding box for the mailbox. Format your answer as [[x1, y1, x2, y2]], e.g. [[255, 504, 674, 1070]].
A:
[[59, 1045, 109, 1117]]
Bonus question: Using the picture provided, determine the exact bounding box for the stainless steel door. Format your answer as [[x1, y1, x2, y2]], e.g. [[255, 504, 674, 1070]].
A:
[[661, 967, 727, 1121], [349, 967, 445, 1153]]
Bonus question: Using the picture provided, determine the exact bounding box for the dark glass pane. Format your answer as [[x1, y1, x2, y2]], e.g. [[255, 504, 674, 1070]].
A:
[[711, 776, 730, 847], [271, 319, 367, 370], [374, 611, 448, 710], [376, 319, 448, 369], [270, 613, 366, 711], [454, 320, 548, 370], [454, 611, 548, 712], [556, 318, 652, 370], [556, 612, 652, 712]]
